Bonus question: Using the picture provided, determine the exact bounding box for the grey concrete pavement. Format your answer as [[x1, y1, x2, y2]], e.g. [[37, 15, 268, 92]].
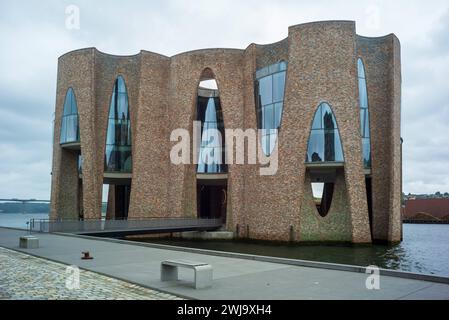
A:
[[1, 227, 448, 300]]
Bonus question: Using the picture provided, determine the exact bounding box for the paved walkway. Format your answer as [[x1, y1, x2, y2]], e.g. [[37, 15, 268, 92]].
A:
[[0, 246, 181, 300], [1, 227, 448, 300]]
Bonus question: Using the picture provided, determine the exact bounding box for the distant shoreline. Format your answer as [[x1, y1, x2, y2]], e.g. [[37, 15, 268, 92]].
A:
[[0, 212, 49, 214], [403, 220, 449, 224]]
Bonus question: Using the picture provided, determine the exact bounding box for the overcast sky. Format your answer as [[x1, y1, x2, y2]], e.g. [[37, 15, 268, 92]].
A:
[[0, 0, 448, 200]]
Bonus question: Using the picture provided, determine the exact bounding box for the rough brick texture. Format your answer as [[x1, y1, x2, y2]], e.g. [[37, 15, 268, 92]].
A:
[[50, 21, 401, 243]]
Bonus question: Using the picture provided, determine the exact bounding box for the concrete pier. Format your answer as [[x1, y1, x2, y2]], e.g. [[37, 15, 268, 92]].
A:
[[1, 227, 448, 300], [180, 231, 234, 240]]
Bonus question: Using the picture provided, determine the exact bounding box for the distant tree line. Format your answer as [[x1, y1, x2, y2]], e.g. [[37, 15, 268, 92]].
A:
[[403, 192, 449, 204]]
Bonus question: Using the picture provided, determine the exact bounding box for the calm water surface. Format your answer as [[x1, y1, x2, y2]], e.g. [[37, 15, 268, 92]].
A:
[[1, 214, 448, 277], [0, 213, 48, 229], [131, 224, 449, 277]]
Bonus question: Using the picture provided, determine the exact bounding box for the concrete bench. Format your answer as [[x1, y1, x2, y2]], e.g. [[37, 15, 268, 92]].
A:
[[19, 235, 39, 249], [161, 259, 213, 289]]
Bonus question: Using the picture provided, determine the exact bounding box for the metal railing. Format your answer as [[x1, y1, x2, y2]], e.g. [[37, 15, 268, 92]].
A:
[[29, 217, 223, 234]]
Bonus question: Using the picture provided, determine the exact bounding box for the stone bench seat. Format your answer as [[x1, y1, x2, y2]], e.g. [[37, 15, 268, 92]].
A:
[[160, 259, 213, 289], [19, 235, 39, 249]]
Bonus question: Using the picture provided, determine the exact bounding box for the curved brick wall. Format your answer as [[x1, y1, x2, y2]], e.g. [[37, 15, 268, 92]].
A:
[[50, 20, 401, 244]]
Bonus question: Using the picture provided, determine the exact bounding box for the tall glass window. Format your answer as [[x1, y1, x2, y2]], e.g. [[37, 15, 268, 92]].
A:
[[306, 102, 344, 163], [60, 88, 79, 144], [255, 61, 287, 156], [358, 58, 372, 168], [104, 76, 132, 173], [197, 80, 226, 174]]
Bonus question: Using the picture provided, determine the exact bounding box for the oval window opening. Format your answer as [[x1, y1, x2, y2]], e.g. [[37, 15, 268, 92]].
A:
[[311, 182, 334, 217]]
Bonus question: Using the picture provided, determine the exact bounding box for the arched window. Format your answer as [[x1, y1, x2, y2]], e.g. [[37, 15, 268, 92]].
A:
[[306, 103, 344, 163], [60, 88, 79, 144], [104, 76, 132, 173], [358, 58, 371, 168], [196, 76, 226, 173], [255, 61, 287, 156]]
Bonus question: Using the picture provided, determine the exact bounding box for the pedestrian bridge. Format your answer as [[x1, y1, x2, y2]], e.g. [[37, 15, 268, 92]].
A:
[[29, 218, 223, 237]]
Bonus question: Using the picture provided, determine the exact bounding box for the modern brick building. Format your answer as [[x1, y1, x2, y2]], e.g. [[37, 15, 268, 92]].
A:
[[50, 21, 402, 244]]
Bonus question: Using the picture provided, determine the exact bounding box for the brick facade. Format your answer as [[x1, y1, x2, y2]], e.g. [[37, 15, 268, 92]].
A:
[[50, 21, 402, 243]]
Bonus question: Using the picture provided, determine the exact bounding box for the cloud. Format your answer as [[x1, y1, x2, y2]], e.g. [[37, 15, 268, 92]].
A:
[[401, 7, 449, 194], [0, 0, 448, 199]]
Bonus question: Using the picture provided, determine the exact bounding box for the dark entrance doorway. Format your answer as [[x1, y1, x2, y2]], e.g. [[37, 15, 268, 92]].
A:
[[365, 177, 373, 238], [197, 181, 227, 223], [115, 185, 131, 219], [105, 183, 131, 220], [78, 179, 83, 220]]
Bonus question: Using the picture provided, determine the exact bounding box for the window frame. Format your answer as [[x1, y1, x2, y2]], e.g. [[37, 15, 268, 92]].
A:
[[357, 58, 372, 169], [196, 83, 227, 174], [306, 102, 345, 164], [254, 60, 288, 156], [60, 87, 80, 145], [104, 75, 133, 173]]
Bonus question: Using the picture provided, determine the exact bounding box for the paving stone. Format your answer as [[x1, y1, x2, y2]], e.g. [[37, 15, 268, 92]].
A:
[[0, 247, 183, 300]]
